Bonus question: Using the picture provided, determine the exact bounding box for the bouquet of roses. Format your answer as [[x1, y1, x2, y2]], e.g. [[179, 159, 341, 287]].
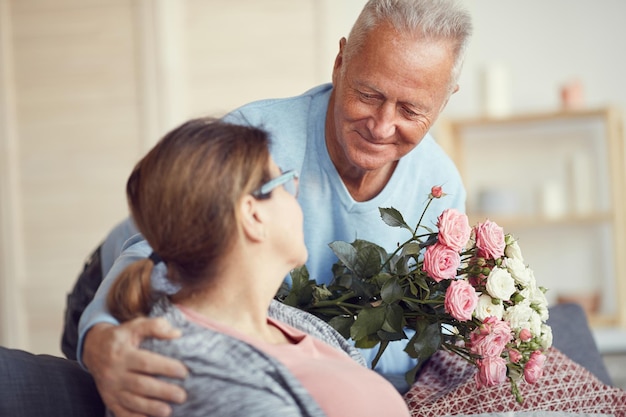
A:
[[277, 186, 552, 403]]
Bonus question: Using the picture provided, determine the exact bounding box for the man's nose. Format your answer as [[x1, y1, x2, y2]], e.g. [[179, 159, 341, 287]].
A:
[[367, 102, 396, 139]]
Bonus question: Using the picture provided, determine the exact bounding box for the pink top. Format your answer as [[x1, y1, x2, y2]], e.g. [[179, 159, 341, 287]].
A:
[[179, 306, 410, 417]]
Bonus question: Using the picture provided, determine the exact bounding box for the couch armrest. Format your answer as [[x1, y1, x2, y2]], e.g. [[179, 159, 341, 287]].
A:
[[0, 346, 104, 417]]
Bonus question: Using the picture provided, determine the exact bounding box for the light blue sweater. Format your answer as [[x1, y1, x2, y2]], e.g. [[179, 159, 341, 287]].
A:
[[79, 83, 465, 383]]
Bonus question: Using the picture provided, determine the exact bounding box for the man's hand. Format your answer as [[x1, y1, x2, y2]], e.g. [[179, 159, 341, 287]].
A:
[[82, 318, 188, 417]]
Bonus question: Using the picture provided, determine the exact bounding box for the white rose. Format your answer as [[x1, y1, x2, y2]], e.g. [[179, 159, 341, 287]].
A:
[[535, 303, 549, 322], [505, 239, 524, 262], [486, 267, 516, 301], [504, 300, 534, 331], [539, 323, 553, 350], [529, 310, 543, 336], [504, 257, 531, 286], [524, 280, 549, 320], [527, 268, 538, 287], [474, 293, 504, 321]]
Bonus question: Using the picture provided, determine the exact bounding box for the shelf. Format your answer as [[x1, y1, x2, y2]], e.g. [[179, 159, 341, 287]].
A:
[[441, 107, 620, 129], [468, 211, 613, 229], [439, 107, 626, 328]]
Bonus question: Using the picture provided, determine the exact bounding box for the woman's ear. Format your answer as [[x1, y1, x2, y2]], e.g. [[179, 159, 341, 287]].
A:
[[239, 195, 266, 242]]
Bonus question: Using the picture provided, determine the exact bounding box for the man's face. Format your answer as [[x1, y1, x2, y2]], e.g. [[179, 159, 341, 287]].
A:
[[328, 22, 457, 175]]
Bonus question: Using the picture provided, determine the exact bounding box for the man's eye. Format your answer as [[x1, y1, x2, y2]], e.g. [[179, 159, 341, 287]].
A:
[[402, 106, 418, 117], [359, 92, 378, 101]]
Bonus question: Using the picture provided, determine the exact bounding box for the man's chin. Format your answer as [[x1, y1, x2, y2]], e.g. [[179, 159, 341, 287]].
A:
[[347, 153, 397, 173]]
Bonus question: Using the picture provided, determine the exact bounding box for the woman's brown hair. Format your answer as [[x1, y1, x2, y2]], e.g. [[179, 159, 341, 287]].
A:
[[107, 118, 271, 322]]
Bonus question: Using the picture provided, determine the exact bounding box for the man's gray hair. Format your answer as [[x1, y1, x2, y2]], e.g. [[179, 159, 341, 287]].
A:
[[345, 0, 473, 93]]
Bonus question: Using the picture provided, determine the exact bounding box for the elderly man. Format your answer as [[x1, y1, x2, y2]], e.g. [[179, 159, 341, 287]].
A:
[[75, 1, 472, 416]]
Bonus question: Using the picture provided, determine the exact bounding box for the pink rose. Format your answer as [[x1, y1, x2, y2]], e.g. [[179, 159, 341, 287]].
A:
[[475, 356, 508, 388], [519, 328, 532, 342], [474, 220, 506, 259], [524, 350, 547, 384], [431, 185, 443, 198], [445, 279, 478, 321], [423, 243, 461, 282], [508, 348, 522, 363], [437, 209, 471, 252], [470, 316, 513, 358]]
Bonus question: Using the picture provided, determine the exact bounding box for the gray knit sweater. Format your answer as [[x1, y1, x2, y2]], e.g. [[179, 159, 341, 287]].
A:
[[118, 298, 366, 417]]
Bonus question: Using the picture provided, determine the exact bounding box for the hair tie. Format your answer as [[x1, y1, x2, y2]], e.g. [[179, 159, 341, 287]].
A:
[[149, 251, 163, 265]]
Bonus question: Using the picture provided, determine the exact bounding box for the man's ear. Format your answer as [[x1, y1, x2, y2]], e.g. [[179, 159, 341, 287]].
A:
[[239, 195, 265, 242], [332, 37, 347, 85]]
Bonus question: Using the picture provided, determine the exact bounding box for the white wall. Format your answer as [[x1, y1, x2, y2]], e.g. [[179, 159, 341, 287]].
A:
[[447, 0, 626, 117]]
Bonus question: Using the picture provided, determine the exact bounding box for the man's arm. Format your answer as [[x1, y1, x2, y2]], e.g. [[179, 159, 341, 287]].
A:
[[78, 239, 188, 417]]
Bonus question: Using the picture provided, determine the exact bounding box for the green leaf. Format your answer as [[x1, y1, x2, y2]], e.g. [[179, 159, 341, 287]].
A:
[[403, 298, 422, 311], [381, 277, 403, 304], [329, 240, 385, 278], [389, 254, 410, 275], [412, 273, 430, 292], [350, 306, 386, 341], [290, 265, 310, 291], [296, 284, 315, 307], [354, 244, 386, 278], [379, 207, 412, 232], [381, 303, 405, 333], [334, 273, 353, 289], [405, 362, 425, 387], [401, 242, 422, 256], [404, 321, 442, 362], [370, 272, 392, 287], [312, 285, 333, 303], [329, 241, 358, 272], [328, 315, 354, 339], [354, 334, 382, 349], [376, 329, 406, 341], [370, 340, 389, 370]]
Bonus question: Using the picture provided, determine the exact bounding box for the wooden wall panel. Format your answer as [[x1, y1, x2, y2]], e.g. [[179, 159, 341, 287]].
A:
[[185, 0, 319, 118], [9, 0, 142, 354]]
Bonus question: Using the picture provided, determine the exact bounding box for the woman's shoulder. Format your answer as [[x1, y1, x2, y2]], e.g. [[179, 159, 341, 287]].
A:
[[268, 300, 366, 366], [142, 298, 327, 417], [144, 298, 265, 367]]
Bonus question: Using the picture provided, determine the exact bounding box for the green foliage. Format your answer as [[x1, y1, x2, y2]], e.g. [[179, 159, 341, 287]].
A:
[[276, 198, 471, 382]]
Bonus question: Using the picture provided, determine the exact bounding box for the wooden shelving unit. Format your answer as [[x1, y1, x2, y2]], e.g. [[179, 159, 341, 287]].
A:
[[438, 107, 626, 328]]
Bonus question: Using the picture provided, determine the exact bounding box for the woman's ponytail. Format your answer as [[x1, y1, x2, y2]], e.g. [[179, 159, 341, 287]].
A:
[[107, 259, 155, 322]]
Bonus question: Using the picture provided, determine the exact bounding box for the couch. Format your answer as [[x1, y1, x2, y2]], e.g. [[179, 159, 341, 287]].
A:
[[0, 302, 613, 417]]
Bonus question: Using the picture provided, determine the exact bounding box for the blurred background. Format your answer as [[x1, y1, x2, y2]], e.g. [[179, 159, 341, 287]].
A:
[[0, 0, 625, 382]]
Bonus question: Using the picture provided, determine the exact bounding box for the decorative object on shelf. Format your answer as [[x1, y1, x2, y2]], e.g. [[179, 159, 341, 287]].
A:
[[477, 187, 521, 217], [537, 179, 567, 219], [481, 62, 512, 118], [560, 78, 585, 110], [277, 187, 552, 404]]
